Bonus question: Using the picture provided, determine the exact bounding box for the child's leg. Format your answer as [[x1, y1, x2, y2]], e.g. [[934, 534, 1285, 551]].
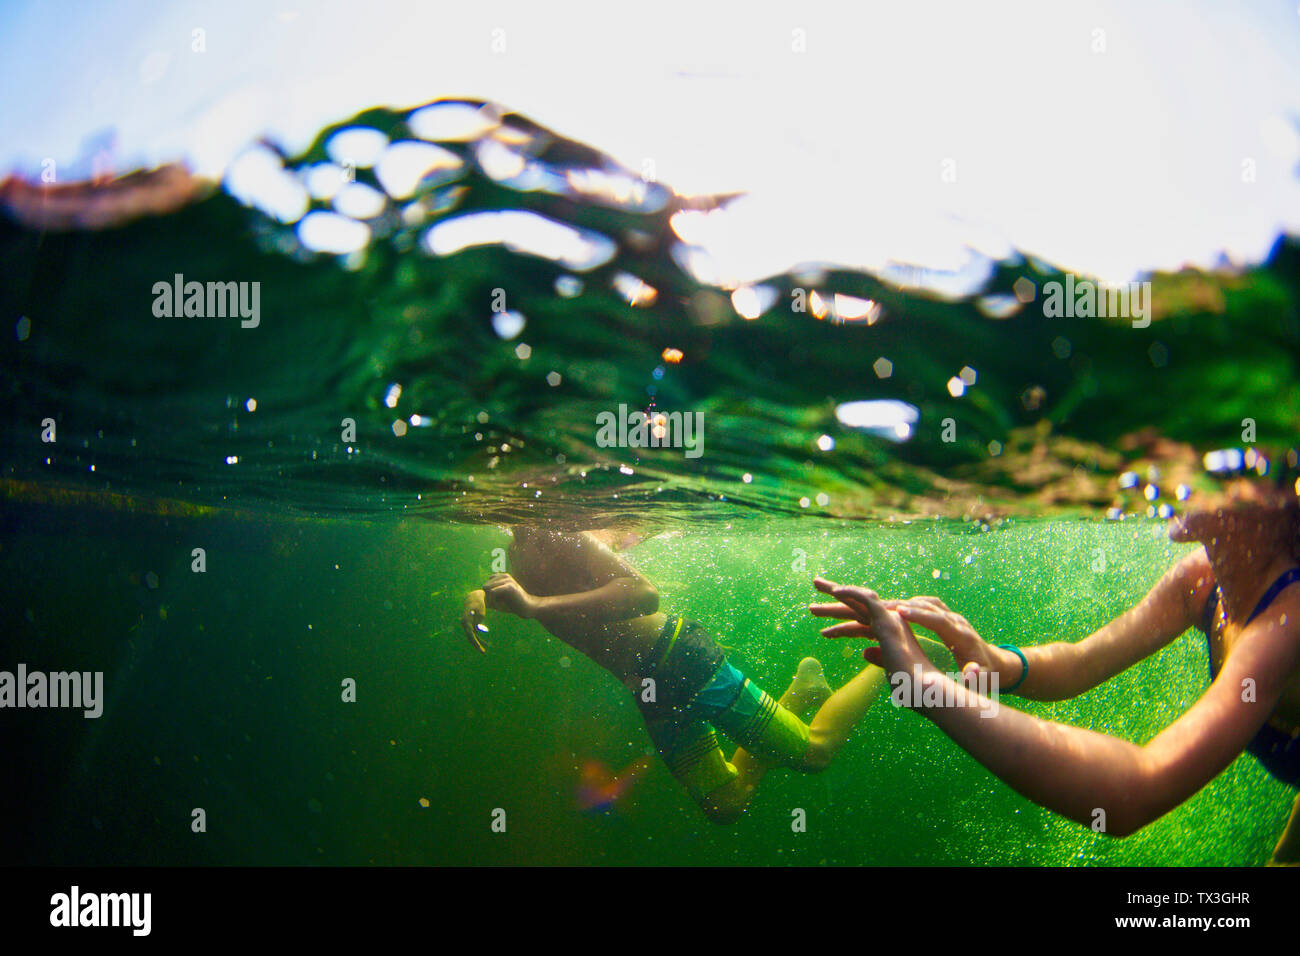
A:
[[730, 658, 885, 789], [656, 719, 752, 824]]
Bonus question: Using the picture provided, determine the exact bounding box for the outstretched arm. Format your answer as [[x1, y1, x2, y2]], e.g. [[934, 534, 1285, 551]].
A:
[[991, 548, 1214, 701], [823, 580, 1300, 837], [813, 549, 1214, 701]]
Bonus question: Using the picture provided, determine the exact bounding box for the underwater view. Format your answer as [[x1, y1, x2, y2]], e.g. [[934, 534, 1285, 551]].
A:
[[2, 1, 1300, 926]]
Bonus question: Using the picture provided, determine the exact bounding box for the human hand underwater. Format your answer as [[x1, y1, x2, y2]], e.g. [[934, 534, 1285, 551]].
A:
[[809, 577, 932, 676], [886, 595, 1021, 688], [483, 573, 538, 620], [461, 589, 488, 653]]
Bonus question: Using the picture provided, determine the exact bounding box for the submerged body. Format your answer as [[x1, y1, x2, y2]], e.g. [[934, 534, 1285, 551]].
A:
[[462, 526, 886, 822]]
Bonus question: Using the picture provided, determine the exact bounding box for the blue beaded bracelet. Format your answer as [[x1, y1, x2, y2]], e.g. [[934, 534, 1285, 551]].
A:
[[997, 644, 1028, 693]]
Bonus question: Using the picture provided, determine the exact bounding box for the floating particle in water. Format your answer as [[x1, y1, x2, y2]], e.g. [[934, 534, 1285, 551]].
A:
[[1118, 471, 1139, 489], [375, 141, 462, 200], [833, 293, 881, 324], [326, 127, 389, 168], [799, 497, 811, 509], [514, 342, 532, 360], [742, 473, 753, 483], [613, 271, 657, 306], [808, 290, 829, 319], [959, 366, 977, 386], [418, 797, 430, 808], [297, 210, 370, 254], [947, 376, 966, 398], [661, 347, 683, 364], [988, 441, 1003, 456], [731, 286, 766, 319], [834, 399, 918, 443], [1203, 448, 1244, 473], [304, 162, 348, 200], [1144, 483, 1160, 502], [492, 310, 526, 340], [554, 275, 583, 297], [873, 357, 893, 378], [392, 419, 407, 437], [559, 656, 571, 669], [1148, 342, 1169, 368], [1051, 336, 1072, 359], [1013, 277, 1037, 303], [976, 294, 1021, 319], [15, 316, 31, 341], [815, 492, 830, 507], [145, 571, 159, 590], [408, 102, 499, 142], [226, 145, 311, 223], [1021, 385, 1046, 411], [816, 434, 835, 452], [334, 181, 387, 219], [546, 371, 561, 387], [384, 383, 402, 408]]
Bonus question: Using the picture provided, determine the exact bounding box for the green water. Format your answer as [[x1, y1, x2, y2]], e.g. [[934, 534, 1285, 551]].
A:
[[2, 98, 1297, 866], [4, 506, 1291, 865]]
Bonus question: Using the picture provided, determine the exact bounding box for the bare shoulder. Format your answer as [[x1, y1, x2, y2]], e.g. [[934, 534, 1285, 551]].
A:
[[1168, 547, 1215, 618]]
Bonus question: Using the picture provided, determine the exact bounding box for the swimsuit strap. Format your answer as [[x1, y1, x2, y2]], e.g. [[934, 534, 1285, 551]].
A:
[[1204, 567, 1300, 680], [1246, 567, 1300, 625]]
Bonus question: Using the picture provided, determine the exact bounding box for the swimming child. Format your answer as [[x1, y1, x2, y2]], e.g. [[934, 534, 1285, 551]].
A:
[[461, 524, 888, 823]]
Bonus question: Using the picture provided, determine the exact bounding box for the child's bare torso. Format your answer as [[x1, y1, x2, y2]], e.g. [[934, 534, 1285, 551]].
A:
[[509, 531, 666, 681]]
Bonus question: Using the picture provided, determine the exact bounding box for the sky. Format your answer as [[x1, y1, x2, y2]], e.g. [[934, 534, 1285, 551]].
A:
[[2, 0, 1299, 286]]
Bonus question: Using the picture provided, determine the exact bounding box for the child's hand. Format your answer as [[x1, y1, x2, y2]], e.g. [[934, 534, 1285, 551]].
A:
[[811, 577, 930, 674], [483, 573, 538, 620], [462, 589, 488, 653]]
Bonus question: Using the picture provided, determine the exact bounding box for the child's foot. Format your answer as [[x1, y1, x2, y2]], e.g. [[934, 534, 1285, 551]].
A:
[[782, 657, 832, 718]]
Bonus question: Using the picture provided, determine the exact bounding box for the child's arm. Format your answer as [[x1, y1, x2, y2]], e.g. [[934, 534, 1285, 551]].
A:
[[488, 530, 659, 626], [527, 577, 659, 627]]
